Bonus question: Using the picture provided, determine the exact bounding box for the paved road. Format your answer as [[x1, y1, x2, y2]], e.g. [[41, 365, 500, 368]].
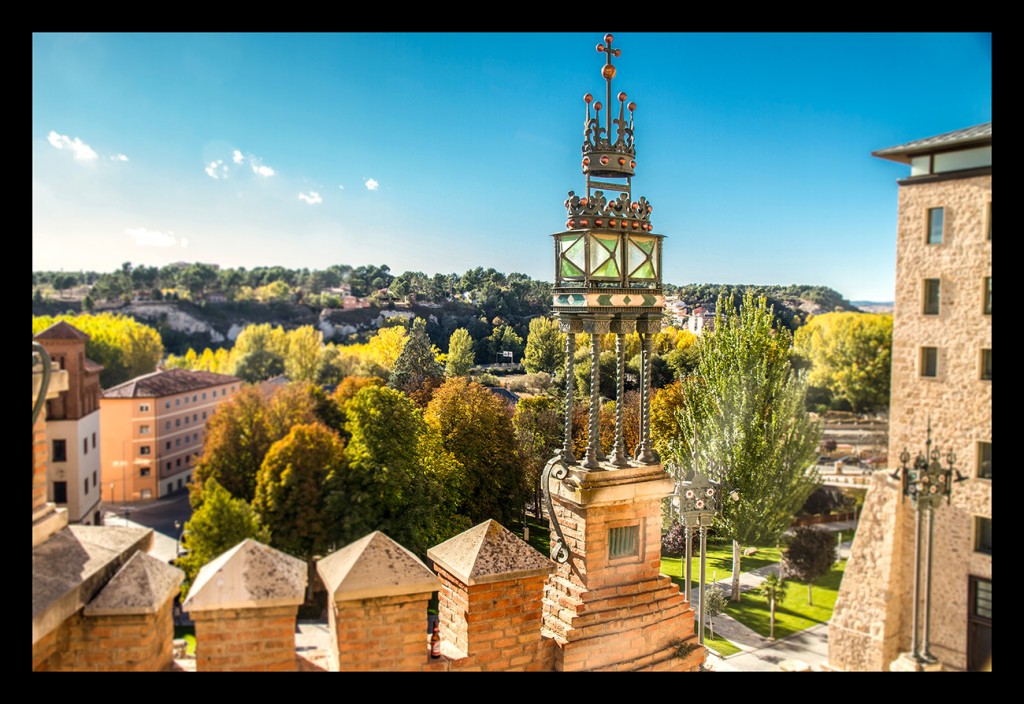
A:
[[104, 489, 192, 563]]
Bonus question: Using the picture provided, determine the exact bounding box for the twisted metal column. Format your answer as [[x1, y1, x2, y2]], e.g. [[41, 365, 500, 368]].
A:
[[583, 331, 602, 468], [561, 331, 576, 464], [684, 520, 693, 604], [698, 521, 707, 645], [610, 332, 629, 466], [635, 331, 656, 463], [923, 504, 935, 661], [911, 503, 923, 660]]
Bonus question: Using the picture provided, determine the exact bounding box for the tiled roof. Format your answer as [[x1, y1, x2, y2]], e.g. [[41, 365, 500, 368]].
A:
[[33, 320, 90, 341], [103, 368, 241, 398], [873, 122, 992, 162]]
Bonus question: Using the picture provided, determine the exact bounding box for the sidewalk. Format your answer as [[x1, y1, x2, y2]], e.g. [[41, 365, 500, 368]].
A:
[[694, 520, 856, 671]]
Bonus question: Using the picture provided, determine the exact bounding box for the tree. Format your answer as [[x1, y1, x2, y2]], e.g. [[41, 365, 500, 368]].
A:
[[445, 328, 476, 377], [523, 316, 565, 375], [757, 572, 788, 640], [332, 385, 468, 556], [794, 312, 893, 412], [703, 585, 728, 641], [389, 318, 443, 398], [513, 396, 563, 516], [425, 377, 527, 526], [781, 527, 836, 605], [362, 325, 407, 377], [285, 325, 323, 382], [651, 381, 686, 462], [176, 478, 270, 594], [669, 292, 821, 602], [253, 422, 346, 562], [232, 348, 285, 383]]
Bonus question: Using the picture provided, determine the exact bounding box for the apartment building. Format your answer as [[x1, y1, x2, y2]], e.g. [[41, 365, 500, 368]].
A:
[[100, 368, 242, 502]]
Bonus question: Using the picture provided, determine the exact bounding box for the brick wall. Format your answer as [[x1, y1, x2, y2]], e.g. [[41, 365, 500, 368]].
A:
[[191, 605, 298, 672], [329, 593, 432, 671], [33, 414, 48, 514]]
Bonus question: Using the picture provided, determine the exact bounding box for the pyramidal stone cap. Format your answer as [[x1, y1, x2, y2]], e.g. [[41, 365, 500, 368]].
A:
[[182, 539, 307, 613], [427, 519, 554, 586], [84, 551, 184, 616], [317, 531, 439, 602]]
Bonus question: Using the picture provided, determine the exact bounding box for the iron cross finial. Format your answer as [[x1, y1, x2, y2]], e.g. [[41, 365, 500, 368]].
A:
[[596, 34, 621, 145]]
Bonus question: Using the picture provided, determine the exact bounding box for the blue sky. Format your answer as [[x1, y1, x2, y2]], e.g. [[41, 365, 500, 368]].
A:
[[32, 33, 991, 302]]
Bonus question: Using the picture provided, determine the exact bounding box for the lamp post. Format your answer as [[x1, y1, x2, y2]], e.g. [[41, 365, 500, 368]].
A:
[[173, 520, 182, 558], [889, 419, 965, 664], [676, 467, 737, 645]]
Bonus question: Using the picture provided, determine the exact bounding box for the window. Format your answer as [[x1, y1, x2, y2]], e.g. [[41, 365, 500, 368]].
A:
[[978, 442, 991, 479], [185, 415, 190, 425], [193, 432, 199, 442], [193, 413, 198, 422], [92, 471, 96, 487], [176, 418, 181, 427], [981, 349, 992, 380], [166, 462, 172, 472], [140, 424, 150, 434], [177, 478, 183, 489], [202, 411, 207, 420], [139, 445, 151, 455], [139, 403, 150, 412], [202, 392, 207, 400], [920, 347, 938, 378], [165, 401, 171, 409], [927, 207, 944, 244], [166, 421, 171, 431], [166, 441, 171, 450], [83, 438, 89, 455], [184, 395, 189, 405], [968, 577, 992, 672], [608, 525, 640, 559], [52, 439, 67, 463], [176, 398, 180, 406], [92, 433, 96, 449], [53, 481, 67, 504], [923, 279, 940, 315], [192, 394, 197, 403], [176, 458, 181, 467], [176, 438, 181, 447], [975, 517, 992, 555], [984, 277, 992, 315], [140, 466, 150, 477], [167, 483, 173, 495], [84, 479, 89, 495], [186, 474, 192, 484]]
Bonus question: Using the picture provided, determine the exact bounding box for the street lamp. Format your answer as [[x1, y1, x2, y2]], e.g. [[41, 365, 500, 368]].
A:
[[889, 419, 965, 664], [173, 520, 183, 558], [674, 466, 738, 645]]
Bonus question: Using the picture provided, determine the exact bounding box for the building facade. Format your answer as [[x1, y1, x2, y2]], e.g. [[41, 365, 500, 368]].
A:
[[34, 321, 105, 525], [829, 122, 991, 671], [100, 369, 242, 502]]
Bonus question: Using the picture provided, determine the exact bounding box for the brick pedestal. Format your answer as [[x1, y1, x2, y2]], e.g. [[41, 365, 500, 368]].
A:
[[191, 605, 300, 672]]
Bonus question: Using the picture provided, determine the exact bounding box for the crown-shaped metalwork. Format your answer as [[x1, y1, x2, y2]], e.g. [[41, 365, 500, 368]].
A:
[[889, 419, 966, 509], [581, 34, 637, 179]]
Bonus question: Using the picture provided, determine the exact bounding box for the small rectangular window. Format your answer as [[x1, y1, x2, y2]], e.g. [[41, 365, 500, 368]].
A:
[[139, 403, 150, 412], [83, 438, 89, 455], [166, 441, 171, 450], [923, 279, 940, 315], [92, 471, 97, 487], [921, 347, 938, 378], [84, 479, 89, 495], [202, 392, 207, 400], [92, 433, 96, 449], [165, 421, 171, 431], [608, 525, 640, 559], [981, 349, 992, 380], [202, 411, 207, 420], [176, 418, 181, 427], [184, 395, 189, 405], [140, 445, 151, 456], [193, 394, 197, 403], [52, 439, 67, 463], [140, 424, 150, 434], [165, 401, 171, 409], [166, 462, 172, 472], [176, 458, 181, 467], [975, 517, 992, 555], [984, 277, 992, 315], [927, 207, 944, 244], [53, 481, 67, 504], [978, 442, 991, 479], [176, 398, 180, 406], [176, 438, 181, 447], [140, 466, 151, 477], [193, 413, 198, 422]]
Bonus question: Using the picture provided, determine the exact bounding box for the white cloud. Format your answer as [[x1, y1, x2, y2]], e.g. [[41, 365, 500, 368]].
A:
[[232, 149, 244, 164], [126, 227, 178, 247], [111, 153, 129, 162], [298, 191, 323, 205], [338, 185, 345, 190], [47, 131, 98, 160], [204, 159, 228, 179], [364, 178, 379, 191], [249, 155, 275, 177]]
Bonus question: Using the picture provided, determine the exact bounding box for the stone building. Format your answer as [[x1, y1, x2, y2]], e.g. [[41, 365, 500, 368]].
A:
[[829, 122, 991, 671], [34, 321, 105, 525], [100, 368, 242, 502]]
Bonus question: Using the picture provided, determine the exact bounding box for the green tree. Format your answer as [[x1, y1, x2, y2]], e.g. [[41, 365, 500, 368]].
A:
[[523, 316, 565, 375], [445, 328, 476, 377], [389, 318, 443, 397], [176, 478, 270, 595], [253, 422, 346, 562], [703, 585, 728, 641], [425, 377, 526, 526], [669, 292, 821, 602], [513, 396, 563, 515], [285, 325, 323, 382], [794, 312, 893, 412], [757, 572, 789, 640], [333, 385, 468, 555], [232, 348, 285, 383], [781, 527, 836, 605]]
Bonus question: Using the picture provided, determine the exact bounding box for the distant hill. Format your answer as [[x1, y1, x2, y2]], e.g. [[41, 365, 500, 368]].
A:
[[852, 301, 895, 314], [665, 283, 860, 331]]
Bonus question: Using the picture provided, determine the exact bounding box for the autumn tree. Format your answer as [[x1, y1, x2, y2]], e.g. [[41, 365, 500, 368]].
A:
[[361, 325, 407, 378], [389, 318, 443, 400], [794, 312, 893, 412], [445, 328, 476, 377], [425, 377, 527, 526], [782, 527, 836, 605], [176, 478, 270, 593], [513, 396, 563, 515], [523, 316, 565, 375], [285, 325, 323, 383], [253, 422, 346, 562], [669, 292, 820, 602]]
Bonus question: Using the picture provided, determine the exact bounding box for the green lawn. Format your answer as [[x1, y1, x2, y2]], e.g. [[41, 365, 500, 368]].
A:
[[723, 560, 846, 640], [703, 631, 742, 657], [661, 542, 783, 592]]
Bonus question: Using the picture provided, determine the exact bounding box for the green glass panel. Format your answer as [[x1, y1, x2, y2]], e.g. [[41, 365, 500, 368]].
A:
[[593, 234, 618, 253], [594, 258, 620, 278], [561, 258, 584, 277], [564, 236, 586, 270], [632, 237, 655, 255], [628, 240, 647, 274], [633, 261, 656, 279]]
